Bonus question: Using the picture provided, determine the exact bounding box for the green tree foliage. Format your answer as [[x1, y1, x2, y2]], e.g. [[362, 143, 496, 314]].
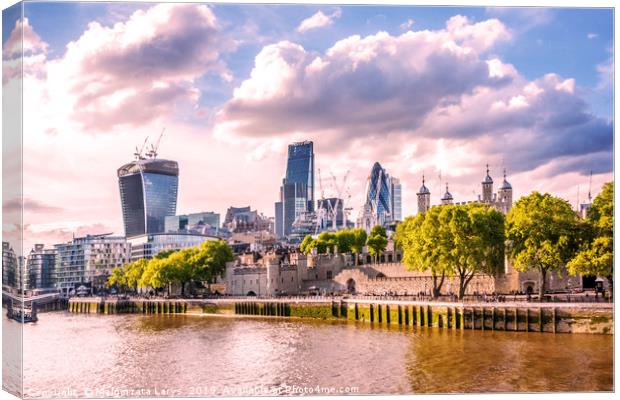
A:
[[299, 229, 368, 264], [122, 240, 234, 297], [188, 240, 234, 292], [351, 229, 368, 265], [446, 203, 505, 299], [506, 192, 579, 301], [366, 225, 388, 263], [395, 206, 450, 298], [106, 266, 127, 292], [567, 182, 614, 294], [299, 235, 315, 255]]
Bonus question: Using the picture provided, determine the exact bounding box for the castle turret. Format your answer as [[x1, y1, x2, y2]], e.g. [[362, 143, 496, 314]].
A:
[[497, 168, 513, 213], [441, 183, 453, 205], [417, 175, 431, 213], [482, 164, 493, 203]]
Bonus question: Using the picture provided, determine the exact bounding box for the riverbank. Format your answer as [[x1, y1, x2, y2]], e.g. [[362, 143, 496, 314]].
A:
[[67, 297, 613, 335]]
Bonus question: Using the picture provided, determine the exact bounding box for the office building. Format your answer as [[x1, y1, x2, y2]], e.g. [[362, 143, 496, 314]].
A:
[[223, 206, 270, 233], [54, 234, 130, 295], [26, 244, 56, 290], [165, 211, 220, 233], [118, 155, 179, 237], [357, 162, 400, 230], [275, 141, 315, 239], [127, 232, 216, 261], [2, 242, 18, 290]]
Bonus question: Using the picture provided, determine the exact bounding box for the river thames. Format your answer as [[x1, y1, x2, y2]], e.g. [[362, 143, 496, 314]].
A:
[[4, 311, 613, 397]]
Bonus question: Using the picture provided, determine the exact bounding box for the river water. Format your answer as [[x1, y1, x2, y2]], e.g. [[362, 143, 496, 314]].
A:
[[3, 312, 613, 397]]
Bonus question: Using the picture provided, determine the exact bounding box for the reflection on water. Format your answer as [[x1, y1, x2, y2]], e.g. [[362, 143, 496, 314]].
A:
[[10, 312, 613, 397]]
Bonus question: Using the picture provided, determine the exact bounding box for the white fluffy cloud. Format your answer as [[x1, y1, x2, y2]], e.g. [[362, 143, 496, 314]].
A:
[[214, 15, 611, 182], [24, 4, 233, 131], [297, 9, 342, 33]]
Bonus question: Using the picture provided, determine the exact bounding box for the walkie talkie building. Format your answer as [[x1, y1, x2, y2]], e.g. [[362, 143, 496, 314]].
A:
[[117, 158, 179, 237]]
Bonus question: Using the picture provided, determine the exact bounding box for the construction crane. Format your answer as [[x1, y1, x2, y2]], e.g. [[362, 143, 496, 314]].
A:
[[134, 136, 149, 160], [588, 170, 593, 203], [315, 168, 329, 234], [147, 128, 165, 158], [330, 170, 350, 230]]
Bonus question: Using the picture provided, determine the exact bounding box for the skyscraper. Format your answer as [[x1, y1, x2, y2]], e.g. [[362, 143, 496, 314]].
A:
[[275, 141, 315, 238], [357, 162, 400, 230], [285, 141, 315, 211], [118, 157, 179, 237], [390, 177, 402, 222]]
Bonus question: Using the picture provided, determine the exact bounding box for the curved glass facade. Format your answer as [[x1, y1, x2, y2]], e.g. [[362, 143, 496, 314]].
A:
[[366, 162, 392, 224], [118, 159, 179, 237]]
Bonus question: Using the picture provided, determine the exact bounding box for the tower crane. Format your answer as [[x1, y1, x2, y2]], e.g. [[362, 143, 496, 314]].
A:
[[134, 136, 149, 160], [147, 128, 165, 158], [330, 169, 350, 230]]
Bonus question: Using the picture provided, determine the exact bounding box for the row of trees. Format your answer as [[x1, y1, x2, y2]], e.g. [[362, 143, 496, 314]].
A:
[[395, 202, 504, 299], [107, 240, 234, 296], [299, 226, 388, 264], [395, 183, 613, 300]]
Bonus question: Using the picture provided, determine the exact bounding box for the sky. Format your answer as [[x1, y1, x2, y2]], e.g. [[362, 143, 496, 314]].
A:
[[1, 2, 614, 251]]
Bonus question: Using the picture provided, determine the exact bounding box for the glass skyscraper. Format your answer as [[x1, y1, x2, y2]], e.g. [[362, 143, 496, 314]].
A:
[[275, 141, 315, 238], [358, 162, 402, 229], [118, 158, 179, 237]]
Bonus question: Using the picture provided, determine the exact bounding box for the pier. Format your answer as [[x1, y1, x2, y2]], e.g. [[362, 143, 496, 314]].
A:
[[66, 296, 613, 335]]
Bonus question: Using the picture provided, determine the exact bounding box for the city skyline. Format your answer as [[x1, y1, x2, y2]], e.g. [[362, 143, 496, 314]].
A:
[[2, 3, 613, 251]]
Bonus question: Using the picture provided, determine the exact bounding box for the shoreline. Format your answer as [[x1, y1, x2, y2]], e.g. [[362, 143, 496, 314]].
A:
[[65, 296, 613, 335]]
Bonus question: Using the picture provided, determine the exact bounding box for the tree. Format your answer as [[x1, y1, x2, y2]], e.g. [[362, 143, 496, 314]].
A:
[[314, 231, 337, 254], [395, 207, 450, 298], [335, 229, 354, 254], [188, 240, 234, 293], [446, 203, 505, 299], [568, 182, 614, 295], [299, 235, 315, 255], [124, 259, 148, 293], [350, 228, 368, 266], [366, 225, 388, 263], [506, 192, 579, 301], [106, 266, 127, 293]]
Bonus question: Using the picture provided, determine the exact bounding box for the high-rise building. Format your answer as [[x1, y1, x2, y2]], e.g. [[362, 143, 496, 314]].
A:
[[275, 141, 315, 239], [26, 244, 56, 290], [357, 162, 400, 230], [54, 234, 130, 295], [127, 233, 215, 261], [223, 206, 270, 233], [2, 241, 18, 290], [118, 157, 179, 238], [390, 177, 402, 222], [165, 212, 220, 233], [285, 141, 314, 211]]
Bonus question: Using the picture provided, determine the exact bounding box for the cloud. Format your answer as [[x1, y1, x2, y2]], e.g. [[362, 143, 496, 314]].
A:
[[2, 17, 48, 58], [297, 9, 342, 33], [214, 15, 611, 183], [400, 18, 415, 30], [587, 33, 598, 39], [17, 4, 234, 132], [3, 198, 63, 214]]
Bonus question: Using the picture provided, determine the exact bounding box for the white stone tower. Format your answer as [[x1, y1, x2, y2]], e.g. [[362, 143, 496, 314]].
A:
[[497, 168, 513, 213], [482, 164, 493, 203], [417, 175, 431, 213], [441, 183, 453, 205]]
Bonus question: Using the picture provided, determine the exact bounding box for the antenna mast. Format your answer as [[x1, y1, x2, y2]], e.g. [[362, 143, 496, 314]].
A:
[[588, 170, 593, 202]]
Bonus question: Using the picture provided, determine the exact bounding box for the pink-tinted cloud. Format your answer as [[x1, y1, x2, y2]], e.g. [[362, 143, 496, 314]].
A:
[[214, 15, 611, 180], [37, 4, 233, 131], [2, 17, 48, 58]]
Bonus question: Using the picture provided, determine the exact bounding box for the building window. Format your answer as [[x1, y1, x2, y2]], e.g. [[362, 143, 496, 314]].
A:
[[326, 271, 333, 279]]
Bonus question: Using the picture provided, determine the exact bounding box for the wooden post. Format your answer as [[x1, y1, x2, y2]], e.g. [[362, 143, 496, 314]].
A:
[[481, 308, 485, 331], [552, 308, 557, 334], [526, 308, 530, 332], [539, 308, 544, 332], [491, 307, 495, 331], [514, 308, 518, 331], [503, 307, 507, 331]]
